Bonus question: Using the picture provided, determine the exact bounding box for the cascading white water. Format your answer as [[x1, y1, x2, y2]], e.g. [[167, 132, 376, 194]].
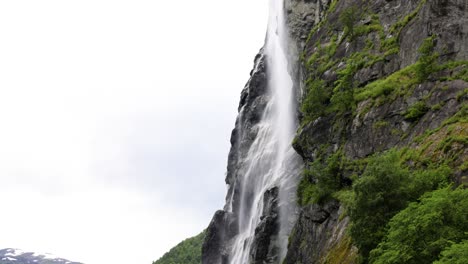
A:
[[229, 0, 299, 262]]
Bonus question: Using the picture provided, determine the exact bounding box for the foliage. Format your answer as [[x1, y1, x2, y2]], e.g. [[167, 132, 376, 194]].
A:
[[369, 188, 468, 264], [416, 35, 438, 81], [438, 61, 468, 82], [404, 101, 429, 121], [389, 0, 427, 35], [349, 150, 451, 261], [301, 79, 329, 122], [153, 231, 205, 264], [349, 150, 411, 260], [294, 0, 468, 262], [354, 64, 419, 102], [434, 240, 468, 264], [297, 151, 348, 205], [355, 15, 384, 38], [340, 6, 359, 40], [331, 61, 358, 113]]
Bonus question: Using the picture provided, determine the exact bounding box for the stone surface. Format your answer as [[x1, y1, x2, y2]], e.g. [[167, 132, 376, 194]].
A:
[[250, 187, 279, 264], [203, 0, 468, 263], [284, 0, 468, 263], [202, 50, 279, 263]]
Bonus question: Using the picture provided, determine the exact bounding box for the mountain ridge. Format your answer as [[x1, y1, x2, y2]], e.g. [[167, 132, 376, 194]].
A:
[[0, 248, 82, 264]]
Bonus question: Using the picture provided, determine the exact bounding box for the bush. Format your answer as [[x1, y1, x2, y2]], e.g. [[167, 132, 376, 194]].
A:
[[301, 79, 329, 121], [369, 188, 468, 264], [297, 151, 347, 205], [331, 62, 357, 113], [416, 35, 438, 82], [340, 6, 359, 40], [349, 150, 451, 261], [404, 101, 429, 121], [434, 240, 468, 264], [349, 150, 412, 260]]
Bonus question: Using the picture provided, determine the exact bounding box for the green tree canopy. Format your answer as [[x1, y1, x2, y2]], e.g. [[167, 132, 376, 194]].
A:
[[153, 230, 205, 264], [370, 188, 468, 264]]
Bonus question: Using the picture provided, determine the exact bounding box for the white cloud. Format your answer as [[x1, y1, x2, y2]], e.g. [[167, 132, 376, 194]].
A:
[[0, 0, 268, 263]]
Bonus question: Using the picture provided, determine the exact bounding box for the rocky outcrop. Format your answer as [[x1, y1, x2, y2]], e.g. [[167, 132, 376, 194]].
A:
[[250, 187, 279, 264], [202, 50, 282, 263], [284, 201, 353, 264]]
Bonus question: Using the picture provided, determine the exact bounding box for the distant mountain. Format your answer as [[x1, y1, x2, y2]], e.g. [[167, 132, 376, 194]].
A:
[[0, 248, 82, 264]]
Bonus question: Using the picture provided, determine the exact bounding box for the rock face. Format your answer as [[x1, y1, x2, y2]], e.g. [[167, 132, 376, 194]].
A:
[[0, 248, 82, 264], [203, 0, 467, 263], [284, 0, 467, 263], [250, 187, 279, 264], [202, 51, 274, 264]]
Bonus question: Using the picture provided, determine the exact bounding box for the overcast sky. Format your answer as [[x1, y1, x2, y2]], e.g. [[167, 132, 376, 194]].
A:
[[0, 1, 267, 263]]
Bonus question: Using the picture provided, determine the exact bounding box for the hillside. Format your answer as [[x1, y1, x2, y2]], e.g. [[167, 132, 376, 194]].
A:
[[153, 231, 205, 264], [285, 0, 467, 262]]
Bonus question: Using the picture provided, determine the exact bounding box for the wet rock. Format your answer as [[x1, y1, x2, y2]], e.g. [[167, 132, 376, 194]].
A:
[[283, 200, 350, 264], [203, 49, 271, 264], [251, 187, 280, 264]]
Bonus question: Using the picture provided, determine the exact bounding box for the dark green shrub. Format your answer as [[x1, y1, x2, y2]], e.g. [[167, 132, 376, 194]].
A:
[[330, 62, 357, 113], [416, 35, 438, 82], [340, 6, 359, 40], [349, 150, 451, 261], [349, 150, 412, 261], [434, 240, 468, 264], [404, 101, 429, 121], [301, 79, 329, 121], [369, 187, 468, 264], [297, 151, 347, 205]]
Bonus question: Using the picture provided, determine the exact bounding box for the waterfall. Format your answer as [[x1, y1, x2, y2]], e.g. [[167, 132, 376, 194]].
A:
[[228, 0, 301, 262]]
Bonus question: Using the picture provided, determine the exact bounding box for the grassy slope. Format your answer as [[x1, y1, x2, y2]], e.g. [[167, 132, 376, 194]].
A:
[[152, 231, 205, 264]]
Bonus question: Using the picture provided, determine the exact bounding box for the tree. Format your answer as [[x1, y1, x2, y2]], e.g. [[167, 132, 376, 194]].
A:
[[370, 188, 468, 264], [349, 151, 412, 261], [434, 240, 468, 264]]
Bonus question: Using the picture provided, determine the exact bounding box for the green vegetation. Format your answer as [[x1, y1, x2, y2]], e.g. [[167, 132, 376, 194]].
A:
[[302, 21, 438, 124], [354, 35, 438, 105], [323, 234, 359, 264], [153, 231, 205, 264], [355, 15, 384, 39], [297, 150, 348, 205], [294, 0, 468, 262], [434, 241, 468, 264], [380, 0, 427, 55], [340, 6, 359, 40], [354, 64, 419, 102], [349, 150, 451, 261], [416, 35, 438, 81], [389, 0, 427, 36], [404, 101, 429, 121], [300, 79, 328, 120], [369, 188, 468, 264], [330, 60, 358, 113]]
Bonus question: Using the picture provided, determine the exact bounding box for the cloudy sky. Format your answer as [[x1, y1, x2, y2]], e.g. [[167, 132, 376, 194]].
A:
[[0, 1, 267, 263]]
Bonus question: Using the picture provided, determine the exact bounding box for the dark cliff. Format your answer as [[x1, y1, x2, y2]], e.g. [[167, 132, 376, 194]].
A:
[[202, 52, 271, 264], [202, 0, 468, 263], [285, 0, 467, 263]]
